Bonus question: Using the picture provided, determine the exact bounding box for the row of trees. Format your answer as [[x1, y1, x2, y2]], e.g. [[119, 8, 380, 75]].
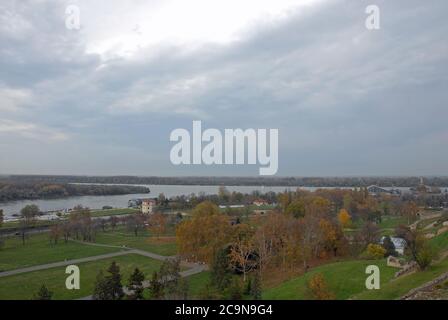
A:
[[0, 180, 149, 202], [176, 188, 439, 298], [93, 258, 188, 300]]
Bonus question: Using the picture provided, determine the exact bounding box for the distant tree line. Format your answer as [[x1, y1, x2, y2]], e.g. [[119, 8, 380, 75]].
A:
[[3, 175, 448, 187], [0, 181, 149, 202]]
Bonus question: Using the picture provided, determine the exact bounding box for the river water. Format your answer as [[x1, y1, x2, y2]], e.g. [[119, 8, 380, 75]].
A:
[[0, 184, 414, 218]]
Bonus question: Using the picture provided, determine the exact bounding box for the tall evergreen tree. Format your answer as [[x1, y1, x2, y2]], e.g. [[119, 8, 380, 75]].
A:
[[93, 270, 109, 300], [34, 284, 53, 300], [250, 272, 262, 300], [210, 248, 231, 290], [148, 271, 164, 299], [107, 261, 124, 300], [92, 262, 124, 300], [127, 268, 145, 300]]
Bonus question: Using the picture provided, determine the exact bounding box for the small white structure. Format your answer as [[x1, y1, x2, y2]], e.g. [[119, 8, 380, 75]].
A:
[[380, 236, 406, 255], [141, 199, 156, 214]]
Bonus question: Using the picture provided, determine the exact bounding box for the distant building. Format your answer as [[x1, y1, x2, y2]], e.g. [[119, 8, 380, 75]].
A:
[[411, 177, 441, 194], [219, 205, 245, 209], [141, 199, 156, 214], [128, 199, 142, 208], [253, 199, 269, 206], [367, 185, 401, 196]]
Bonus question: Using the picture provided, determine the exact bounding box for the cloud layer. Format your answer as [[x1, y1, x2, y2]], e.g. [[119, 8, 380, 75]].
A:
[[0, 0, 447, 176]]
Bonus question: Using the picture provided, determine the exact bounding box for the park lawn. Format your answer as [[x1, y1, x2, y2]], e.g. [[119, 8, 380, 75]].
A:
[[353, 257, 448, 300], [429, 231, 448, 253], [0, 254, 163, 300], [90, 208, 139, 218], [187, 271, 211, 298], [0, 233, 121, 272], [263, 259, 395, 300], [94, 228, 177, 256], [378, 216, 408, 229]]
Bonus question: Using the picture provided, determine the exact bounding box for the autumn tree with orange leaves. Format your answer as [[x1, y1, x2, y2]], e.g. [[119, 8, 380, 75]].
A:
[[176, 201, 231, 263]]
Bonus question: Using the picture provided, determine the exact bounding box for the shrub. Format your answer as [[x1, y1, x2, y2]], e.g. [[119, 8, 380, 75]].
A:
[[361, 244, 387, 260], [306, 273, 335, 300]]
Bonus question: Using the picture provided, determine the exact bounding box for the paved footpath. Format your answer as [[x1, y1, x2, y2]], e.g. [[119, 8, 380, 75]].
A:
[[0, 251, 131, 278], [0, 238, 207, 300]]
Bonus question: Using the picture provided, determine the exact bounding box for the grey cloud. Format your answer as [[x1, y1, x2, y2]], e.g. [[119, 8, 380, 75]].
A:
[[0, 0, 447, 175]]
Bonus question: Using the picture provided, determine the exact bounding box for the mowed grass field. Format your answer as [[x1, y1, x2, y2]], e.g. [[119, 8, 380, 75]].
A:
[[94, 227, 177, 256], [0, 224, 177, 272], [0, 254, 162, 300], [0, 233, 121, 272], [263, 259, 396, 300]]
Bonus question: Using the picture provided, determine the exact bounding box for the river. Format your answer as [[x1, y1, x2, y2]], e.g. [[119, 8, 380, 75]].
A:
[[0, 184, 414, 218]]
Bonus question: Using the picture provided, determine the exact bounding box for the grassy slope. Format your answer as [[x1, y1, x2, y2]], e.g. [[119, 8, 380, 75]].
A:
[[0, 233, 121, 272], [429, 230, 448, 253], [187, 271, 211, 298], [94, 228, 177, 256], [353, 257, 448, 300], [263, 259, 395, 300], [377, 216, 408, 229], [0, 254, 162, 300]]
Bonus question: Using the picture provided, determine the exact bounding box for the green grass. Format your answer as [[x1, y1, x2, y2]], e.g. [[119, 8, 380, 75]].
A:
[[263, 259, 396, 300], [187, 271, 211, 298], [0, 233, 121, 272], [377, 216, 408, 229], [353, 257, 448, 300], [0, 219, 57, 231], [0, 254, 163, 300], [94, 228, 177, 256], [429, 231, 448, 253], [89, 208, 139, 217]]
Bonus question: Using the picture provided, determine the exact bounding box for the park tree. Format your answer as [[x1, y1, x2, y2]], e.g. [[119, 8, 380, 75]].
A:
[[148, 213, 167, 239], [176, 201, 231, 263], [0, 209, 3, 228], [127, 268, 145, 300], [126, 213, 146, 236], [154, 257, 188, 299], [107, 261, 124, 300], [109, 216, 118, 231], [227, 279, 243, 300], [286, 199, 305, 218], [93, 261, 124, 300], [396, 226, 436, 270], [93, 271, 109, 300], [19, 204, 39, 245], [218, 186, 230, 203], [306, 273, 334, 300], [210, 248, 232, 291], [49, 224, 62, 245], [69, 205, 94, 241], [355, 222, 380, 250], [250, 272, 262, 300], [337, 209, 352, 228], [277, 191, 292, 213], [382, 235, 397, 257], [400, 201, 419, 224], [34, 284, 53, 300], [229, 224, 257, 282], [305, 196, 331, 218], [148, 271, 164, 299]]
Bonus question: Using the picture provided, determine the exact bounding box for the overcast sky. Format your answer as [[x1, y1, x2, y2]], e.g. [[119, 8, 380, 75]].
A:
[[0, 0, 447, 176]]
